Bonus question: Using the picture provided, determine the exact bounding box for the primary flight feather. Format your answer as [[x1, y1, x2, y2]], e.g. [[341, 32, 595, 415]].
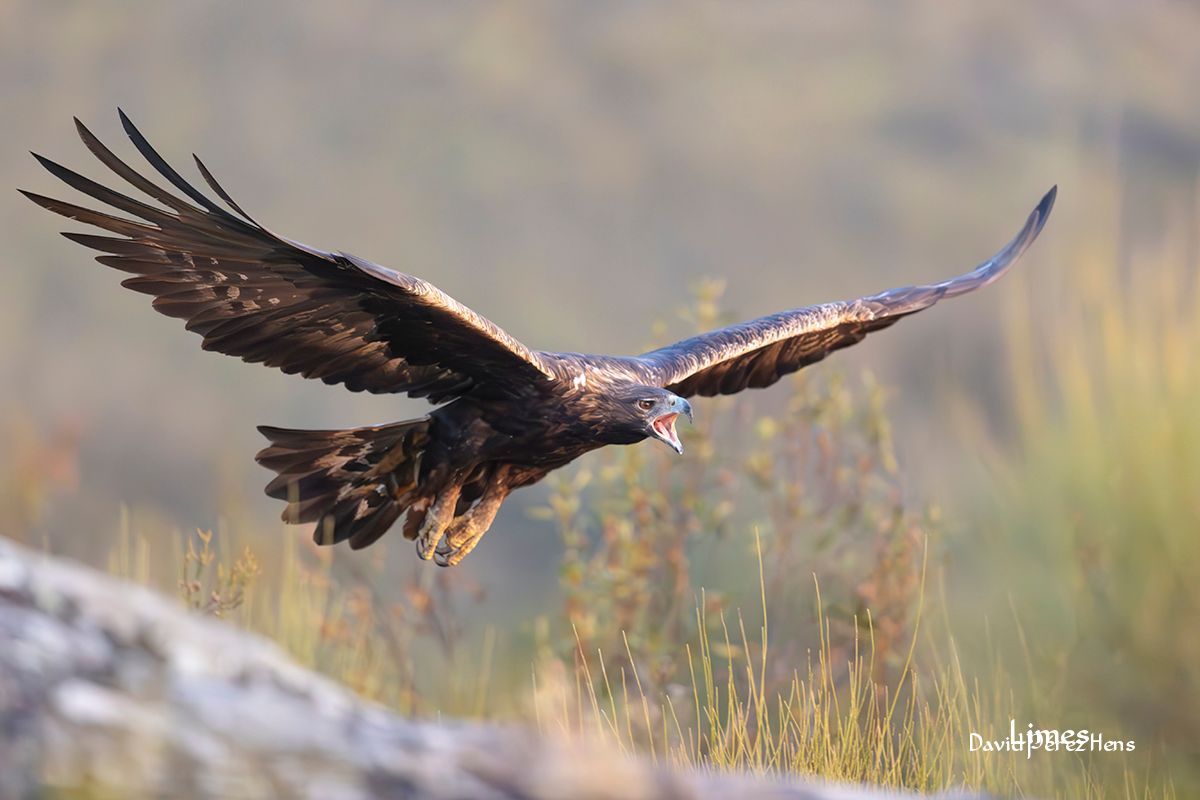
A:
[[25, 112, 1055, 566]]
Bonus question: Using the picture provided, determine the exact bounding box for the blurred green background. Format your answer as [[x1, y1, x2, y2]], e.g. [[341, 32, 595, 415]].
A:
[[3, 2, 1198, 796]]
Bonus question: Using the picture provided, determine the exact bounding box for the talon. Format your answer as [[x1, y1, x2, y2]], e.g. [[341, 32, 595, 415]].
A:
[[416, 533, 439, 561], [444, 541, 475, 567], [433, 538, 457, 567], [432, 525, 471, 567], [439, 524, 487, 566], [414, 482, 461, 561], [422, 466, 510, 568]]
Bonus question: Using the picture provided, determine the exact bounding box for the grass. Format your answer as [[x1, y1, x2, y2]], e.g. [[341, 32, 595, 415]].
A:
[[535, 536, 1175, 797], [14, 220, 1197, 798], [101, 515, 1174, 797]]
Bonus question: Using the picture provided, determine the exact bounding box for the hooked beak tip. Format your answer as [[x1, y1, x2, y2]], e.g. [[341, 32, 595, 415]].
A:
[[675, 396, 694, 424]]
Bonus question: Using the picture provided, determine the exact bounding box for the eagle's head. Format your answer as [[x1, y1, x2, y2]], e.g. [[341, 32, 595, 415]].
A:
[[601, 386, 693, 454]]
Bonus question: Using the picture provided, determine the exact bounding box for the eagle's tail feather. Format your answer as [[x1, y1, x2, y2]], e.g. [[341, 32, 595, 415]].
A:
[[255, 418, 432, 550]]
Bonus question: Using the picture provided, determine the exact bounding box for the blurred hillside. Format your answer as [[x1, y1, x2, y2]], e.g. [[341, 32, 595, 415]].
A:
[[3, 2, 1199, 612]]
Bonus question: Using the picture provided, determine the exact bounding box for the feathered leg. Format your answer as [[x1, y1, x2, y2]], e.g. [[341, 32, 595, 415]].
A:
[[415, 482, 462, 562], [434, 466, 510, 567]]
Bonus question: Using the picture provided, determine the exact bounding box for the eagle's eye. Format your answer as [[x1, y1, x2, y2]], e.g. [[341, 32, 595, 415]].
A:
[[637, 398, 656, 412]]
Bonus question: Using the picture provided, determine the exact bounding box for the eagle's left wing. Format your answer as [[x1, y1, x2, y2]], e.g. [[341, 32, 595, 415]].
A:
[[628, 188, 1055, 398], [23, 111, 558, 403]]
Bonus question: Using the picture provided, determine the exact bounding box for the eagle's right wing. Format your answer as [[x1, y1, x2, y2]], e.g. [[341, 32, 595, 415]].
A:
[[627, 188, 1055, 398], [24, 111, 558, 403]]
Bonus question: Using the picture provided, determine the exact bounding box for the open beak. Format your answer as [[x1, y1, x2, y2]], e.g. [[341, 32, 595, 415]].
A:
[[650, 398, 693, 455]]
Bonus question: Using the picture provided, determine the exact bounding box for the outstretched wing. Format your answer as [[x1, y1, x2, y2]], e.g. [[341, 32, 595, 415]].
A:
[[23, 111, 557, 402], [629, 188, 1055, 398]]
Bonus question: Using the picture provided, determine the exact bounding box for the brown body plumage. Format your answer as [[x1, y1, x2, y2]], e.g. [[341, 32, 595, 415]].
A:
[[25, 111, 1055, 566]]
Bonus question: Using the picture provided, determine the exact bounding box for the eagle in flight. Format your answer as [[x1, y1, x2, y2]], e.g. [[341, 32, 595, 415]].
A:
[[24, 112, 1055, 567]]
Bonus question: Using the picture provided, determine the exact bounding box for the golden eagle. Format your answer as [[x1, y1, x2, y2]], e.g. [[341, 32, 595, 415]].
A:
[[24, 112, 1055, 566]]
